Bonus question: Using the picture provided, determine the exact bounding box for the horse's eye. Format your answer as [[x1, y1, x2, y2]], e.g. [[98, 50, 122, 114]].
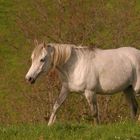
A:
[[40, 58, 45, 62]]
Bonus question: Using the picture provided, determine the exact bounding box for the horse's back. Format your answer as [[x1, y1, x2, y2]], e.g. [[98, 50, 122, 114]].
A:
[[117, 47, 140, 60]]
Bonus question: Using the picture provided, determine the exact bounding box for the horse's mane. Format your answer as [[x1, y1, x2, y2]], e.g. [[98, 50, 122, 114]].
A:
[[51, 44, 73, 67], [49, 43, 96, 67]]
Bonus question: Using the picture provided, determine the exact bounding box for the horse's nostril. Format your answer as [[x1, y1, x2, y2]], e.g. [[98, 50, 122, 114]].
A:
[[29, 77, 32, 81], [25, 75, 35, 84]]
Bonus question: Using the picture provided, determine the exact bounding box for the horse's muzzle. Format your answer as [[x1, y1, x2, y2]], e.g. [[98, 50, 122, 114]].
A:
[[26, 76, 35, 84]]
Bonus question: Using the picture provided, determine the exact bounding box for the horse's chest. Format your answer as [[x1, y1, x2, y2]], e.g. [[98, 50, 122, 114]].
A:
[[68, 69, 87, 92], [67, 61, 97, 92], [68, 81, 85, 92]]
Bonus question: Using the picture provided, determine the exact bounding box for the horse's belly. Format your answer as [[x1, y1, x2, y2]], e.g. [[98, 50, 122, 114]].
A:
[[97, 61, 133, 94], [98, 80, 130, 94]]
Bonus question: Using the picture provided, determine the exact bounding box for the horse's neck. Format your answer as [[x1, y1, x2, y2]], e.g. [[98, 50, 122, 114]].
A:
[[55, 48, 89, 82], [55, 48, 77, 81]]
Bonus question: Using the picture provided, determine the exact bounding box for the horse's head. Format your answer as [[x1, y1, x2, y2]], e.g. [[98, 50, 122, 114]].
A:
[[25, 40, 54, 84]]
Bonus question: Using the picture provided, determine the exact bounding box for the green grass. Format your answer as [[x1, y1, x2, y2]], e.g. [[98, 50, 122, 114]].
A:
[[0, 122, 140, 140]]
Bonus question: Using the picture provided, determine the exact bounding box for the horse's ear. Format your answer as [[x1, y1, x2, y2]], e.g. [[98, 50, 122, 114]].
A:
[[47, 44, 54, 53], [42, 41, 46, 47], [34, 39, 38, 46]]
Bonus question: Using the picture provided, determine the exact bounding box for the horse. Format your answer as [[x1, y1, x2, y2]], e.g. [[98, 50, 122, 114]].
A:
[[25, 40, 140, 126]]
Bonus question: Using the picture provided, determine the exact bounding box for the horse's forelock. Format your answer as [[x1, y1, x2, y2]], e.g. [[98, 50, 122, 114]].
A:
[[31, 43, 45, 60]]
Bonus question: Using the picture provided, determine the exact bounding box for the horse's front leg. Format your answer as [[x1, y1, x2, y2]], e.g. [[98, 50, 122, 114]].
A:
[[84, 90, 99, 125], [48, 84, 69, 126]]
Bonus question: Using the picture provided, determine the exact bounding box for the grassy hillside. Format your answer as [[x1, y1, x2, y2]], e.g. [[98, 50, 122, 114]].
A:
[[0, 0, 140, 124], [0, 122, 140, 140]]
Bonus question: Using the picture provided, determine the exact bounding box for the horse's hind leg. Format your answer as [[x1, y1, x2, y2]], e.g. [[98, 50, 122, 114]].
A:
[[84, 90, 99, 125], [123, 86, 138, 120]]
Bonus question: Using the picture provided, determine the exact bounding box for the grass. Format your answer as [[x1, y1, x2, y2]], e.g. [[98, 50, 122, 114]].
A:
[[0, 122, 140, 140]]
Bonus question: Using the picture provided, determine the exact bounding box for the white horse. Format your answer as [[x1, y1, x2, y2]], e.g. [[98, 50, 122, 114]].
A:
[[26, 40, 140, 126]]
